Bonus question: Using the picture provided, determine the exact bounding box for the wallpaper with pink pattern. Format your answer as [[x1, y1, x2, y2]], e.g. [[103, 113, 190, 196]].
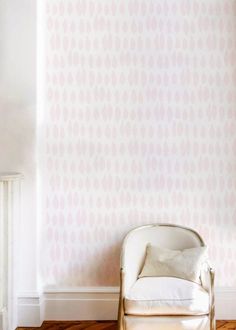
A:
[[41, 0, 236, 287]]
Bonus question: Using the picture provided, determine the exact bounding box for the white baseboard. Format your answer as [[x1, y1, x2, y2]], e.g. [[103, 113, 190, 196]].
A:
[[17, 286, 236, 327], [17, 292, 43, 327], [215, 287, 236, 320], [0, 308, 6, 330], [0, 311, 2, 330], [43, 286, 119, 321], [0, 308, 8, 330]]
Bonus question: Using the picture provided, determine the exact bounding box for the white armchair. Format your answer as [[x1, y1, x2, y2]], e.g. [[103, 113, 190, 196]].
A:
[[118, 224, 215, 330]]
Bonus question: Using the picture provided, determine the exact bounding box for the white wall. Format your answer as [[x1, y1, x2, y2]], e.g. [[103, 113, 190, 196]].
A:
[[0, 0, 37, 293]]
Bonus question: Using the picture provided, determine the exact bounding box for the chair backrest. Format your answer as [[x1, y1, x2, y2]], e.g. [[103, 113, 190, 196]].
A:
[[121, 224, 205, 282]]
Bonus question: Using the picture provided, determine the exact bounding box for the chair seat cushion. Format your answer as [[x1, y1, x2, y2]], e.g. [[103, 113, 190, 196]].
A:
[[124, 277, 209, 316]]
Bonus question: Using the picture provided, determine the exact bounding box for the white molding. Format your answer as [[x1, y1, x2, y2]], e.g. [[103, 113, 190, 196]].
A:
[[17, 286, 236, 327], [0, 311, 2, 330], [0, 176, 22, 330], [17, 293, 42, 327], [44, 286, 120, 294], [0, 308, 7, 330], [0, 173, 23, 181], [215, 287, 236, 320], [43, 286, 119, 321]]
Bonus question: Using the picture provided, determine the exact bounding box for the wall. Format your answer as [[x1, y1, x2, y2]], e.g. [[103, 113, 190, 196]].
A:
[[40, 0, 236, 288], [0, 0, 37, 292]]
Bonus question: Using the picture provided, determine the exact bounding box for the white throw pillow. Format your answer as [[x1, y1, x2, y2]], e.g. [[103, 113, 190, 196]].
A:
[[139, 244, 207, 284]]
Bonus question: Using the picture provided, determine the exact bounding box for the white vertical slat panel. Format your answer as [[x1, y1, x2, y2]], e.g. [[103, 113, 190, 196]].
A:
[[0, 174, 22, 330], [0, 181, 6, 330]]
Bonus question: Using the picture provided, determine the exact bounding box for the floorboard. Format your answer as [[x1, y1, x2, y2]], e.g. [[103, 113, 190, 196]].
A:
[[16, 320, 236, 330]]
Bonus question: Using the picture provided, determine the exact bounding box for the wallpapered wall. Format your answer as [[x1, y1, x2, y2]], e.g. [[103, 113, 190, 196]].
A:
[[41, 0, 236, 287]]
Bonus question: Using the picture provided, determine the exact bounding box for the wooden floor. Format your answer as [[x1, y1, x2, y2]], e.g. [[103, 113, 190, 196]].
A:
[[217, 322, 236, 329], [17, 320, 236, 329]]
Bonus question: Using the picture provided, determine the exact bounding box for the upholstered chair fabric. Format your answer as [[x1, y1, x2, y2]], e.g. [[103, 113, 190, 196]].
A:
[[118, 224, 215, 330]]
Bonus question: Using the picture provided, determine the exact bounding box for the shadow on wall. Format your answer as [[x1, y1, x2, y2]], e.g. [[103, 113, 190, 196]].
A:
[[0, 102, 36, 173]]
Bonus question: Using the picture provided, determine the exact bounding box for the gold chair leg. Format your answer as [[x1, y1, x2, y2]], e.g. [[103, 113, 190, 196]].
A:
[[210, 269, 215, 330], [118, 269, 125, 330]]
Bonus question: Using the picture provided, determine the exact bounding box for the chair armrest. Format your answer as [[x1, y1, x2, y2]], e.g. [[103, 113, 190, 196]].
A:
[[120, 256, 144, 297], [201, 262, 215, 313], [201, 262, 215, 293], [200, 262, 215, 330], [120, 238, 147, 296]]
